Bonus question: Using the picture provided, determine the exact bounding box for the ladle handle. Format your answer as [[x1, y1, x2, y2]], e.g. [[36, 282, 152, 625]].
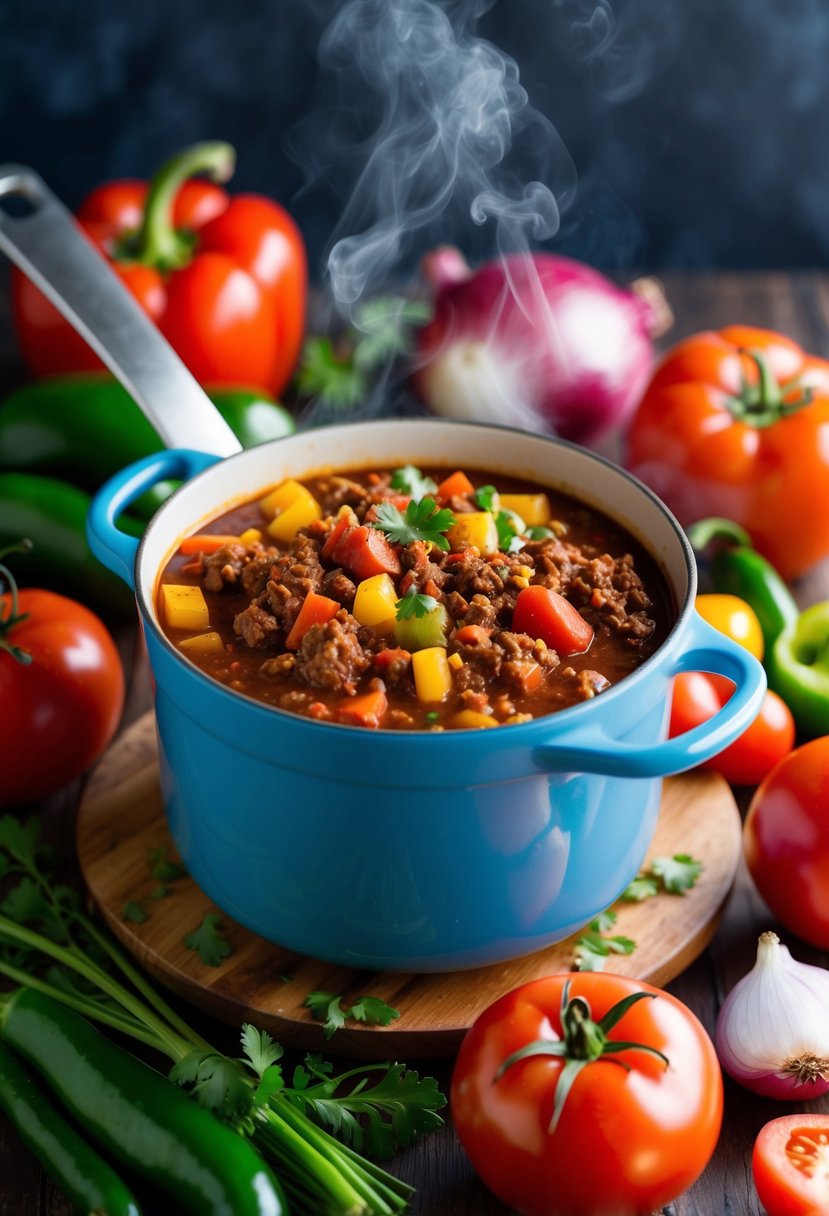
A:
[[0, 164, 242, 458]]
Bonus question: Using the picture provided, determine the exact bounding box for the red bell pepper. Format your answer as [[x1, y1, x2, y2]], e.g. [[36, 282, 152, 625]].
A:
[[11, 142, 307, 397]]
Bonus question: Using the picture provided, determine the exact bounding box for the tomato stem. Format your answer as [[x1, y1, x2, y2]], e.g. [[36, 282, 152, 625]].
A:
[[0, 540, 33, 665], [128, 141, 235, 272]]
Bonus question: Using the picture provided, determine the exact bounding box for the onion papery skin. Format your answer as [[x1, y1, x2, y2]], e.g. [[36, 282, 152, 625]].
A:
[[413, 249, 664, 446]]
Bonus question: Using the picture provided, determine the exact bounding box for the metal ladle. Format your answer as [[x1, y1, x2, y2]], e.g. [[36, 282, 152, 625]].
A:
[[0, 164, 243, 459]]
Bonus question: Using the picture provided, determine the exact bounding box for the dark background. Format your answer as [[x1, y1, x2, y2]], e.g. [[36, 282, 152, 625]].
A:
[[1, 0, 824, 282]]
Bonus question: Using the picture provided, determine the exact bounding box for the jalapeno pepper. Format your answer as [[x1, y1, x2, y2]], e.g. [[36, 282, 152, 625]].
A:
[[11, 142, 307, 397], [0, 375, 294, 521], [687, 518, 799, 656], [0, 987, 285, 1216], [767, 603, 829, 738], [0, 472, 139, 614], [0, 1040, 141, 1216]]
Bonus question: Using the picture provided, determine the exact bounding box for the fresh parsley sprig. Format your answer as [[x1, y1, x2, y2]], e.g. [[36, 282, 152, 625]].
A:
[[370, 497, 455, 550], [304, 990, 400, 1039], [395, 585, 438, 620], [621, 854, 703, 901], [573, 911, 636, 972], [390, 465, 437, 499]]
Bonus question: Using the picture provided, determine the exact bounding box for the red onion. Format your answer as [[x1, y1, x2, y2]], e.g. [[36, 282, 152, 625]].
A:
[[715, 931, 829, 1101], [412, 248, 671, 445]]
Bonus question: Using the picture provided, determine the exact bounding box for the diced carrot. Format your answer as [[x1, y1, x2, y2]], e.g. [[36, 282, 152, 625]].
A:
[[424, 577, 441, 599], [437, 470, 475, 500], [454, 624, 493, 647], [512, 585, 594, 656], [178, 534, 242, 555], [285, 590, 340, 650], [373, 646, 412, 670], [333, 525, 402, 579], [321, 515, 352, 560], [308, 701, 333, 720], [336, 688, 389, 729], [512, 661, 543, 693]]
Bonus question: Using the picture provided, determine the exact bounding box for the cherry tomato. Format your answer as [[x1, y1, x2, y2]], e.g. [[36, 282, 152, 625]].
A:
[[743, 737, 829, 949], [670, 673, 795, 786], [0, 589, 124, 806], [450, 973, 723, 1216], [752, 1113, 829, 1215], [695, 593, 764, 660]]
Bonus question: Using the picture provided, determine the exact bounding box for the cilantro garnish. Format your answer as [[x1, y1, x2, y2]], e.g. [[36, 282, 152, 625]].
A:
[[495, 508, 526, 553], [573, 910, 635, 972], [621, 853, 703, 901], [474, 484, 499, 512], [147, 844, 186, 885], [183, 913, 232, 967], [369, 497, 455, 550], [122, 900, 147, 925], [304, 990, 400, 1039], [390, 465, 437, 498], [395, 585, 438, 620], [525, 525, 555, 541], [295, 337, 367, 409]]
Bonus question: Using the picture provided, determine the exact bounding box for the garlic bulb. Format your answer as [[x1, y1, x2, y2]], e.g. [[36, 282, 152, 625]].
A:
[[715, 931, 829, 1100]]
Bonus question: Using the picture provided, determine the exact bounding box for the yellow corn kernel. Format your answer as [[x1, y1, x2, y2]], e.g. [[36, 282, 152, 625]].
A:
[[499, 493, 551, 526], [450, 709, 498, 729], [178, 631, 225, 657], [266, 494, 322, 542], [353, 573, 398, 631], [412, 647, 452, 703], [447, 651, 464, 670], [511, 575, 530, 590], [161, 584, 210, 631], [239, 527, 263, 546], [259, 478, 314, 518], [516, 565, 533, 579], [446, 512, 500, 556]]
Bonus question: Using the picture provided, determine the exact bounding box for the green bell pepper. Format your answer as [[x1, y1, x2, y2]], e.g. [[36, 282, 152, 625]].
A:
[[0, 375, 295, 520], [687, 517, 799, 656], [0, 472, 139, 614], [768, 603, 829, 738]]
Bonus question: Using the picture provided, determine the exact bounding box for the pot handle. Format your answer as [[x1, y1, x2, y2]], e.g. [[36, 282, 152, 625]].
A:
[[87, 449, 221, 590], [532, 613, 767, 778]]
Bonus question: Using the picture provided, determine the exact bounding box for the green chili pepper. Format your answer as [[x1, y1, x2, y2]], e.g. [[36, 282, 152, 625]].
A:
[[0, 987, 286, 1216], [0, 375, 295, 520], [767, 602, 829, 738], [0, 1039, 141, 1216], [0, 471, 139, 614], [687, 518, 799, 656]]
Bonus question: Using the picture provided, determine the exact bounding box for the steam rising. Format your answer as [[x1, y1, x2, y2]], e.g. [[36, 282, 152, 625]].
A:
[[294, 0, 575, 310]]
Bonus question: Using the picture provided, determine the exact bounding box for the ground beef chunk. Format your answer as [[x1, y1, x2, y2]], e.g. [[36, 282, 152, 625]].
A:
[[202, 543, 249, 593], [294, 613, 372, 693], [452, 631, 504, 692], [568, 553, 656, 642], [445, 550, 505, 600], [372, 648, 412, 686], [233, 602, 282, 649], [259, 533, 326, 634], [322, 567, 357, 608], [316, 476, 374, 516], [400, 540, 448, 589], [461, 593, 500, 630], [560, 666, 612, 700], [240, 552, 279, 599], [259, 653, 296, 678]]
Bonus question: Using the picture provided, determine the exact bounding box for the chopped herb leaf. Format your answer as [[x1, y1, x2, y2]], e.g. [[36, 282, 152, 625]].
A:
[[495, 509, 526, 553], [183, 913, 232, 967], [149, 884, 171, 901], [122, 900, 147, 925], [147, 844, 186, 885], [525, 525, 555, 541], [390, 465, 437, 498], [474, 484, 499, 512], [352, 296, 433, 371], [395, 585, 438, 620], [241, 1023, 284, 1077], [620, 874, 660, 903], [170, 1050, 253, 1121], [370, 498, 455, 550], [573, 915, 635, 972], [650, 854, 703, 894], [591, 908, 618, 934], [304, 990, 400, 1039], [296, 337, 367, 408]]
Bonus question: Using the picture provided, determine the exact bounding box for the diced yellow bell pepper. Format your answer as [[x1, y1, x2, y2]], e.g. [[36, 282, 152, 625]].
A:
[[446, 512, 500, 555], [259, 478, 315, 518], [450, 709, 498, 729], [178, 631, 225, 656], [239, 527, 263, 546], [266, 494, 322, 542], [161, 584, 210, 631], [412, 647, 452, 703], [352, 573, 398, 631], [499, 493, 551, 526]]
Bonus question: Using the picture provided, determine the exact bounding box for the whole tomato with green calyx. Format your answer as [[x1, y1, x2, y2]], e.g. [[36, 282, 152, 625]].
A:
[[743, 737, 829, 950], [752, 1113, 829, 1215], [450, 974, 723, 1216], [625, 326, 829, 580], [11, 142, 307, 398], [0, 545, 124, 806]]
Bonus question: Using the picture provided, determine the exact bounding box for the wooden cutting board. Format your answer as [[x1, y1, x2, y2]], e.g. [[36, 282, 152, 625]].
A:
[[77, 712, 742, 1059]]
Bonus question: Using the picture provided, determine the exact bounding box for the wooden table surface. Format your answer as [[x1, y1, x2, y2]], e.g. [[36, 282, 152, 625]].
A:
[[1, 270, 828, 1215]]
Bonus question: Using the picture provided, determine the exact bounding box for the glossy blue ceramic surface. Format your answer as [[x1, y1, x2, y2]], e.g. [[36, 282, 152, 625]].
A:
[[88, 425, 767, 971]]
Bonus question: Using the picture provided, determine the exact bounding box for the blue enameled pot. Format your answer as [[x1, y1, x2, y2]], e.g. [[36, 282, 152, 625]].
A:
[[88, 419, 765, 972]]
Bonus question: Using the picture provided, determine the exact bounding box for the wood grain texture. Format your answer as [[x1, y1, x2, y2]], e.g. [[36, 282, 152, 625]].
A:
[[77, 711, 741, 1059]]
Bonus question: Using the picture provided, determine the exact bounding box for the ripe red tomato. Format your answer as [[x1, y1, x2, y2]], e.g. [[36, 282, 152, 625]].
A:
[[450, 974, 723, 1216], [752, 1113, 829, 1215], [670, 673, 795, 786], [0, 589, 124, 806], [743, 737, 829, 948]]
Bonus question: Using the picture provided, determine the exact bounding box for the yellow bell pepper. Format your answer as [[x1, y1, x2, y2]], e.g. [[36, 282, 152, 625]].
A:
[[450, 708, 498, 729], [259, 478, 313, 517], [446, 512, 500, 555], [499, 493, 551, 526], [161, 584, 210, 631], [412, 647, 452, 702], [178, 631, 225, 656], [353, 573, 398, 631], [267, 494, 322, 542]]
